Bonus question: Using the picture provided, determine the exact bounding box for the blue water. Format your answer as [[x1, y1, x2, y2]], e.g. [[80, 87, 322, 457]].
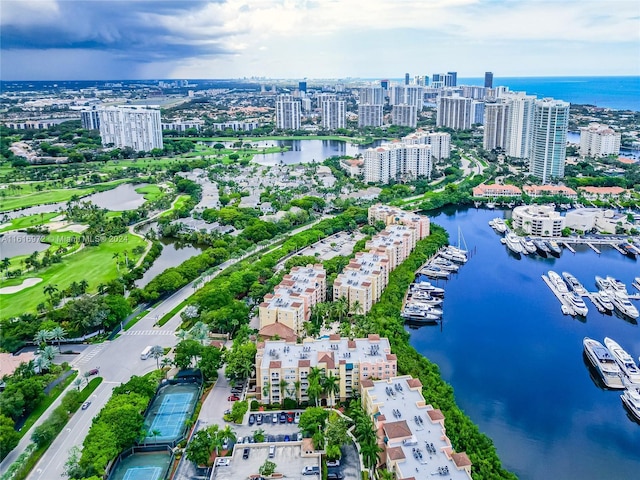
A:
[[459, 76, 640, 111], [410, 207, 640, 480]]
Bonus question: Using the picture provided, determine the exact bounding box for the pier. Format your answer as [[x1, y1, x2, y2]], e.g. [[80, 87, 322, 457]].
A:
[[563, 242, 576, 254], [587, 243, 601, 254]]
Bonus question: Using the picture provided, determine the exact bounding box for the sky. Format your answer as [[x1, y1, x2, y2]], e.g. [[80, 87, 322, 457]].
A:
[[1, 0, 639, 81]]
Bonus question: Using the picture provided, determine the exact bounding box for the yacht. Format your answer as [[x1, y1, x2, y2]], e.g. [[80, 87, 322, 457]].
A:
[[440, 248, 467, 263], [412, 281, 445, 296], [583, 337, 624, 389], [606, 276, 628, 294], [546, 240, 562, 256], [633, 277, 640, 291], [611, 291, 639, 319], [604, 338, 640, 384], [409, 302, 443, 316], [548, 271, 569, 293], [430, 257, 459, 272], [520, 237, 537, 254], [504, 232, 523, 254], [409, 292, 443, 305], [492, 218, 507, 233], [621, 385, 640, 422], [595, 275, 613, 292], [619, 242, 639, 258], [421, 267, 449, 279], [562, 272, 587, 296], [402, 310, 441, 323], [594, 291, 614, 312], [533, 239, 550, 256], [564, 292, 589, 316]]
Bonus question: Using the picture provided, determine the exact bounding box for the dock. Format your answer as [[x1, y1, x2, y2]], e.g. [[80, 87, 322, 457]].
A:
[[587, 243, 601, 254], [563, 242, 576, 254], [541, 274, 575, 315]]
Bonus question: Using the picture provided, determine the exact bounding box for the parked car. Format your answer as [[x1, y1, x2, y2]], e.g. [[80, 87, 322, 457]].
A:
[[272, 413, 278, 424], [224, 409, 231, 415], [228, 395, 240, 401], [237, 436, 244, 444], [279, 412, 287, 424], [294, 411, 301, 423], [243, 448, 250, 460], [222, 438, 230, 450], [287, 412, 294, 423], [284, 435, 290, 442], [267, 435, 276, 443], [81, 401, 91, 410], [217, 458, 231, 467], [248, 414, 256, 425], [256, 413, 263, 425], [302, 466, 320, 476], [269, 445, 276, 458], [327, 473, 344, 480], [296, 432, 303, 441], [326, 459, 340, 467]]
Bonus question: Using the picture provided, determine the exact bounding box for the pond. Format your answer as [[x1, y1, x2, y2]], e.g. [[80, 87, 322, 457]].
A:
[[0, 231, 51, 258], [84, 183, 148, 211]]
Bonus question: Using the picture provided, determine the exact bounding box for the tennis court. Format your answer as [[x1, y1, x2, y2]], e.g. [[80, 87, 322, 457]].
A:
[[108, 452, 171, 480], [123, 466, 163, 480], [143, 383, 199, 443]]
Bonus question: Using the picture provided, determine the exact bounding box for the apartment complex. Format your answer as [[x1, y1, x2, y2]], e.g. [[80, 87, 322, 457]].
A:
[[436, 95, 472, 130], [483, 101, 510, 151], [98, 105, 163, 151], [512, 205, 565, 236], [363, 143, 432, 183], [502, 92, 536, 159], [358, 104, 383, 128], [333, 251, 390, 314], [404, 130, 451, 160], [80, 106, 100, 130], [258, 265, 326, 339], [529, 98, 570, 182], [256, 335, 397, 405], [360, 375, 472, 480], [472, 183, 522, 198], [275, 94, 301, 130], [522, 184, 577, 199], [321, 100, 346, 130], [579, 123, 621, 157], [368, 204, 431, 239], [391, 104, 418, 128]]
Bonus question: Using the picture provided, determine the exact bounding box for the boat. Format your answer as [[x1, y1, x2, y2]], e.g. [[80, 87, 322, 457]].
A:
[[595, 275, 613, 292], [409, 292, 443, 305], [430, 257, 459, 272], [412, 281, 445, 296], [402, 311, 441, 323], [548, 271, 569, 293], [619, 242, 638, 258], [604, 338, 640, 384], [563, 292, 589, 316], [439, 248, 467, 263], [492, 218, 507, 233], [594, 291, 614, 311], [606, 276, 628, 294], [533, 239, 550, 256], [583, 337, 624, 389], [421, 267, 449, 279], [562, 272, 587, 296], [611, 291, 639, 319], [521, 237, 537, 254], [633, 277, 640, 291], [408, 303, 443, 316], [621, 385, 640, 421], [561, 305, 575, 316], [546, 240, 562, 256], [504, 232, 523, 254]]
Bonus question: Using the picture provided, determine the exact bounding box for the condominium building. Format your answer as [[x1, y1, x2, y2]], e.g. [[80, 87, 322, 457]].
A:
[[258, 265, 326, 338], [316, 93, 337, 112], [472, 183, 522, 198], [503, 92, 536, 159], [162, 119, 204, 132], [275, 95, 301, 130], [363, 143, 432, 183], [579, 123, 621, 157], [256, 335, 397, 405], [484, 72, 494, 88], [391, 104, 417, 128], [360, 375, 472, 479], [511, 205, 565, 236], [483, 102, 510, 151], [321, 100, 346, 130], [472, 101, 485, 125], [98, 105, 163, 151], [368, 204, 430, 239], [529, 98, 570, 182], [436, 96, 472, 130], [210, 121, 261, 132], [522, 185, 577, 199], [461, 85, 486, 100], [80, 106, 100, 130], [403, 130, 451, 159], [359, 87, 385, 106], [358, 104, 383, 128], [365, 225, 417, 270], [390, 86, 423, 109]]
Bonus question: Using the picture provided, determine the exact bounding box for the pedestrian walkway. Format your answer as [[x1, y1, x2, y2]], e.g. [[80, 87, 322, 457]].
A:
[[72, 341, 110, 366], [123, 330, 176, 336]]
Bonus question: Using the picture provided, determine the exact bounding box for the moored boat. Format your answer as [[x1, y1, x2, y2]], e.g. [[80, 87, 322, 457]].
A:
[[633, 277, 640, 291], [548, 271, 569, 293], [583, 337, 624, 389], [421, 267, 449, 279], [521, 237, 537, 254], [430, 257, 459, 272], [595, 275, 613, 292], [621, 385, 640, 422], [562, 272, 587, 296], [412, 281, 445, 296], [564, 292, 589, 316], [594, 291, 614, 312], [492, 218, 507, 233], [439, 247, 467, 263], [604, 337, 640, 384], [504, 232, 523, 254], [546, 240, 562, 256], [534, 239, 550, 256], [611, 291, 639, 320], [606, 276, 628, 294]]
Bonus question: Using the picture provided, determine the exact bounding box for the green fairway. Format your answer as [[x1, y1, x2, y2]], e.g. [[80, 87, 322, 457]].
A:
[[0, 187, 94, 212], [0, 233, 147, 319], [135, 184, 164, 201], [0, 212, 60, 233], [160, 195, 190, 218]]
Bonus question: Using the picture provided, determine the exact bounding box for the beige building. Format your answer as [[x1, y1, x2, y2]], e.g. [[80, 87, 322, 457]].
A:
[[333, 252, 389, 314], [360, 375, 472, 480], [512, 205, 565, 237], [472, 183, 522, 198], [258, 265, 326, 338], [368, 204, 430, 239], [579, 123, 621, 157], [365, 225, 417, 270], [523, 185, 577, 199], [256, 335, 397, 405]]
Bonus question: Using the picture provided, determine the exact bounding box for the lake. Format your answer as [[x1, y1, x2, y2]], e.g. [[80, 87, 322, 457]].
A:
[[410, 207, 640, 480], [84, 183, 147, 211], [241, 139, 379, 166], [0, 231, 50, 257]]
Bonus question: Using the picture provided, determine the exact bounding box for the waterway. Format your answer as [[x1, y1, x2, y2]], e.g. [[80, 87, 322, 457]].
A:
[[410, 207, 640, 480]]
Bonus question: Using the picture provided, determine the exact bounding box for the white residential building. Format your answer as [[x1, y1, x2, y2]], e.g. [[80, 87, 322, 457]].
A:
[[436, 96, 472, 130], [403, 131, 451, 160], [359, 87, 385, 106], [98, 106, 163, 151], [321, 100, 346, 130], [579, 123, 621, 157], [503, 92, 536, 159], [529, 98, 570, 182], [512, 205, 565, 237], [358, 104, 383, 128], [275, 95, 301, 130], [483, 102, 510, 151], [364, 143, 431, 183], [392, 104, 417, 128], [80, 106, 100, 130]]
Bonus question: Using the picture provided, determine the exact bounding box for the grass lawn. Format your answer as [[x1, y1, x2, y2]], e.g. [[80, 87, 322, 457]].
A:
[[135, 185, 164, 202], [159, 195, 190, 218], [0, 212, 59, 233], [0, 187, 94, 212], [0, 233, 147, 319]]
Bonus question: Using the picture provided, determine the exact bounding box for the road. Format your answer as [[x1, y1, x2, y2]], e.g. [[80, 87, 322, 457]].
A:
[[0, 216, 329, 479]]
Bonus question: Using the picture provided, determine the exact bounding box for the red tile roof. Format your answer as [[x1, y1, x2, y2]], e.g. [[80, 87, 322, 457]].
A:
[[383, 420, 412, 439], [452, 452, 472, 467], [427, 409, 445, 422], [386, 446, 406, 461]]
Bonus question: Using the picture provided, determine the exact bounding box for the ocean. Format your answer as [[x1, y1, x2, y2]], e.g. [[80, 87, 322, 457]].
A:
[[458, 76, 640, 111]]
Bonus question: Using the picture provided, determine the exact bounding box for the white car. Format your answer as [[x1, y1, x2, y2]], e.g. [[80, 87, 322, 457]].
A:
[[217, 458, 231, 467]]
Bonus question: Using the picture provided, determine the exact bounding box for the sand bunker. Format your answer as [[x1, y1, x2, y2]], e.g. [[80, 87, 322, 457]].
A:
[[0, 277, 43, 294], [57, 224, 89, 233]]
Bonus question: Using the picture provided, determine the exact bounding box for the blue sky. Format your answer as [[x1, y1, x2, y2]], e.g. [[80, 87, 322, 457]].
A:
[[1, 0, 639, 80]]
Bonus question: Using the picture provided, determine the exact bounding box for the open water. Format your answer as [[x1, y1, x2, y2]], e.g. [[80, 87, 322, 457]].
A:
[[410, 207, 640, 480]]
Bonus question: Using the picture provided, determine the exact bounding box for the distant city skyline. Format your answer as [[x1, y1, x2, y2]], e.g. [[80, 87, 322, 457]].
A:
[[1, 0, 638, 81]]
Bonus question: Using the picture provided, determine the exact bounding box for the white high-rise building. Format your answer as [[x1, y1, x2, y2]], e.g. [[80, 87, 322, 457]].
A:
[[358, 104, 383, 128], [364, 143, 431, 183], [322, 100, 346, 130], [81, 106, 101, 130], [503, 92, 536, 159], [389, 86, 406, 106], [483, 102, 510, 151], [98, 106, 163, 151], [275, 95, 301, 130], [359, 87, 385, 106], [529, 98, 570, 183], [472, 101, 485, 125], [436, 95, 472, 130], [405, 86, 424, 109], [579, 123, 621, 157], [392, 104, 417, 128], [403, 131, 451, 160], [316, 93, 337, 112]]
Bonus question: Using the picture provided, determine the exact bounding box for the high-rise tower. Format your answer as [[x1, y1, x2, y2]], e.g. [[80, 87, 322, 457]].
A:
[[529, 98, 570, 183]]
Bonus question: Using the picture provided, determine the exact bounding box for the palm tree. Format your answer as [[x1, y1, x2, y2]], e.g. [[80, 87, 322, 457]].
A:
[[78, 279, 89, 294], [73, 377, 84, 390], [334, 296, 349, 323], [150, 429, 161, 443], [112, 252, 121, 272], [34, 329, 53, 347], [34, 354, 52, 373], [150, 345, 164, 369], [219, 425, 236, 446], [43, 283, 59, 306], [294, 380, 302, 406], [279, 379, 288, 399], [176, 329, 190, 342], [0, 257, 10, 280], [262, 381, 270, 402], [50, 326, 67, 348], [97, 283, 107, 295], [351, 300, 364, 319], [41, 345, 59, 361], [324, 371, 340, 407], [190, 321, 210, 345], [360, 442, 382, 478]]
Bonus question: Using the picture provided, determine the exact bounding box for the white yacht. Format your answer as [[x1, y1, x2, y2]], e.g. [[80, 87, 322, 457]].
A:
[[621, 385, 640, 422], [583, 337, 624, 389], [611, 291, 639, 319], [412, 281, 445, 296], [409, 291, 443, 305], [440, 247, 467, 263], [564, 292, 589, 316], [504, 232, 523, 254], [430, 257, 459, 272], [606, 276, 628, 294], [520, 237, 537, 254], [562, 272, 587, 296], [632, 277, 640, 291], [595, 275, 613, 292], [492, 218, 507, 233], [548, 271, 569, 293], [594, 291, 614, 312], [604, 338, 640, 384]]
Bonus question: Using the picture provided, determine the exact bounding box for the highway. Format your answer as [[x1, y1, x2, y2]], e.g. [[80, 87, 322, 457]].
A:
[[0, 217, 328, 479]]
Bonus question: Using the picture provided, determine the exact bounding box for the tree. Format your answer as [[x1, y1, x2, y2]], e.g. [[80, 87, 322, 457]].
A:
[[199, 346, 224, 381], [0, 258, 10, 280], [41, 345, 59, 361], [323, 371, 340, 407], [34, 329, 53, 347], [150, 345, 164, 369], [43, 283, 59, 305], [259, 460, 277, 477], [50, 326, 67, 348], [0, 414, 20, 460], [174, 339, 203, 369], [299, 407, 328, 437], [186, 429, 215, 466], [190, 321, 210, 345], [360, 441, 382, 474], [334, 296, 349, 323]]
